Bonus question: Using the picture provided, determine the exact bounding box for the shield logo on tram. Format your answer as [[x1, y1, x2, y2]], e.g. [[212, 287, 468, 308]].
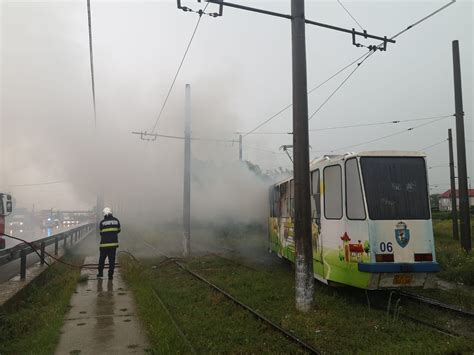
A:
[[395, 221, 410, 248]]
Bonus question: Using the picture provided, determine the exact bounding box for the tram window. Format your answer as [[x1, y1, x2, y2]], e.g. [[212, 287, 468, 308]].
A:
[[324, 165, 343, 219], [345, 158, 366, 220], [290, 180, 295, 218], [360, 157, 430, 220], [311, 170, 321, 219], [273, 186, 280, 217], [280, 182, 290, 217]]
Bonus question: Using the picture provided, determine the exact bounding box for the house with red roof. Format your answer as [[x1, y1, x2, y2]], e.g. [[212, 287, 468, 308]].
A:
[[438, 189, 474, 211]]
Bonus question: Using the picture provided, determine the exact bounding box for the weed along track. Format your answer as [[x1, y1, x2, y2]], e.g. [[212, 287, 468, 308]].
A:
[[172, 260, 321, 354], [186, 246, 473, 338], [333, 285, 474, 339], [140, 241, 320, 354], [394, 290, 474, 318], [127, 239, 474, 353]]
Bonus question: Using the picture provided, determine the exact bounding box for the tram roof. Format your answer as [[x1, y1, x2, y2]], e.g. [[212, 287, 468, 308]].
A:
[[310, 150, 426, 167], [272, 151, 427, 186]]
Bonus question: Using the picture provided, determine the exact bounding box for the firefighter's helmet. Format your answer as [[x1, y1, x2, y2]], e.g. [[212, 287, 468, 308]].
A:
[[103, 207, 112, 216]]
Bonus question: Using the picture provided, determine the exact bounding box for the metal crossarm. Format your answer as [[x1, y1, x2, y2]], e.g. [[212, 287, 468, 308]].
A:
[[192, 0, 395, 49]]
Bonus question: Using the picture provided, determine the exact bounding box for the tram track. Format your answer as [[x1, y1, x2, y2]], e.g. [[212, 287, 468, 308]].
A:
[[201, 245, 474, 336], [140, 240, 320, 355], [133, 238, 473, 347], [195, 248, 471, 339], [393, 290, 474, 318], [193, 245, 474, 324]]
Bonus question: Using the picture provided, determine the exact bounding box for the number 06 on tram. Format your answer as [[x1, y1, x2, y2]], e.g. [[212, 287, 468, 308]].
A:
[[268, 151, 440, 289]]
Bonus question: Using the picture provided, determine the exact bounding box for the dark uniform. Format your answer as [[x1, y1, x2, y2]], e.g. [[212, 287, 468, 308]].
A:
[[98, 214, 121, 278]]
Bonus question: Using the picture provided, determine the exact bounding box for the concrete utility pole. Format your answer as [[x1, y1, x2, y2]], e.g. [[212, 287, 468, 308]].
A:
[[176, 0, 396, 312], [183, 84, 191, 257], [239, 134, 243, 161], [452, 40, 471, 252], [448, 129, 459, 241], [291, 0, 314, 312]]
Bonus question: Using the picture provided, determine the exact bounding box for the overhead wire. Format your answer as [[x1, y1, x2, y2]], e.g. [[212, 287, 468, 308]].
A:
[[308, 50, 374, 121], [132, 131, 286, 155], [330, 115, 452, 152], [419, 139, 448, 151], [242, 51, 370, 137], [131, 131, 236, 143], [310, 115, 452, 132], [241, 114, 451, 135], [388, 0, 456, 42], [149, 2, 209, 134], [307, 0, 456, 122], [86, 0, 97, 127], [429, 164, 450, 169], [7, 180, 70, 188], [243, 145, 286, 155], [336, 0, 365, 31]]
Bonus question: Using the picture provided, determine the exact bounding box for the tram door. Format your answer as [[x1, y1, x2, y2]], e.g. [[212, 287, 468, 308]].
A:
[[311, 170, 324, 270]]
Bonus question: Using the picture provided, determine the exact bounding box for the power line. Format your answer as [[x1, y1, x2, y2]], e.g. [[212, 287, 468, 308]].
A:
[[242, 104, 293, 138], [243, 145, 286, 155], [336, 0, 365, 31], [131, 131, 286, 157], [308, 50, 374, 121], [429, 164, 451, 169], [419, 139, 448, 151], [7, 180, 69, 188], [311, 115, 452, 132], [388, 0, 456, 42], [243, 114, 451, 135], [86, 0, 96, 127], [212, 1, 454, 139], [330, 115, 450, 152], [149, 3, 209, 134], [308, 1, 456, 122], [131, 131, 236, 144], [242, 51, 370, 137]]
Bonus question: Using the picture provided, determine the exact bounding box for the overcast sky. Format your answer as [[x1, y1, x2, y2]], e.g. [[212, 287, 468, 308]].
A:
[[1, 0, 472, 211]]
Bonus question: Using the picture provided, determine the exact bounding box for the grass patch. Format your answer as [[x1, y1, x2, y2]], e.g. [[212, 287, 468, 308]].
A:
[[433, 219, 474, 286], [120, 257, 190, 354], [120, 256, 306, 354], [187, 255, 474, 354], [122, 247, 473, 354], [0, 253, 82, 355]]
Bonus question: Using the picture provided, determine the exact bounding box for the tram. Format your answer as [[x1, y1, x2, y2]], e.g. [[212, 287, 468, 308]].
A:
[[268, 151, 440, 289]]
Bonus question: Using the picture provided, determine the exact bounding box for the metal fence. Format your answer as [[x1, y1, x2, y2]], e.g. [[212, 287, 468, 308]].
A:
[[0, 223, 95, 280]]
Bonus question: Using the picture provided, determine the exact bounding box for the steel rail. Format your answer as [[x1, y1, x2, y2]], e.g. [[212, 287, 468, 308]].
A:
[[173, 260, 320, 354], [396, 291, 474, 318], [150, 286, 197, 354], [202, 250, 466, 338], [141, 240, 319, 354]]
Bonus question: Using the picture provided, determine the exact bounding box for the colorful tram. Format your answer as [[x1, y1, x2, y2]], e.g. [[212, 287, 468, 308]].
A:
[[268, 151, 440, 289]]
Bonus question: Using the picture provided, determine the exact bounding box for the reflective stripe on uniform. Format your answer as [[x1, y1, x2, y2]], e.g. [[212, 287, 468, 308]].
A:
[[100, 242, 119, 247], [100, 227, 120, 233]]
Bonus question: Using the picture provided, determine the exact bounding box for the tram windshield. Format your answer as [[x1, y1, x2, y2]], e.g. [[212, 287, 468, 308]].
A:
[[360, 157, 430, 220]]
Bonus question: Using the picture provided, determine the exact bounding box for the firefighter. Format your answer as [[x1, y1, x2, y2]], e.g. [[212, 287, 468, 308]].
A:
[[97, 207, 121, 280]]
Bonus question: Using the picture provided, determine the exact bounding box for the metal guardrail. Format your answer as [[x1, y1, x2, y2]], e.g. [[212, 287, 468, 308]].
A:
[[0, 223, 95, 280]]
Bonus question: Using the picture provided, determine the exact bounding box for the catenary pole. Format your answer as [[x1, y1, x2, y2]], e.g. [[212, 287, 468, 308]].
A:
[[452, 40, 471, 252], [448, 129, 459, 241], [183, 84, 191, 257], [291, 0, 314, 312]]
